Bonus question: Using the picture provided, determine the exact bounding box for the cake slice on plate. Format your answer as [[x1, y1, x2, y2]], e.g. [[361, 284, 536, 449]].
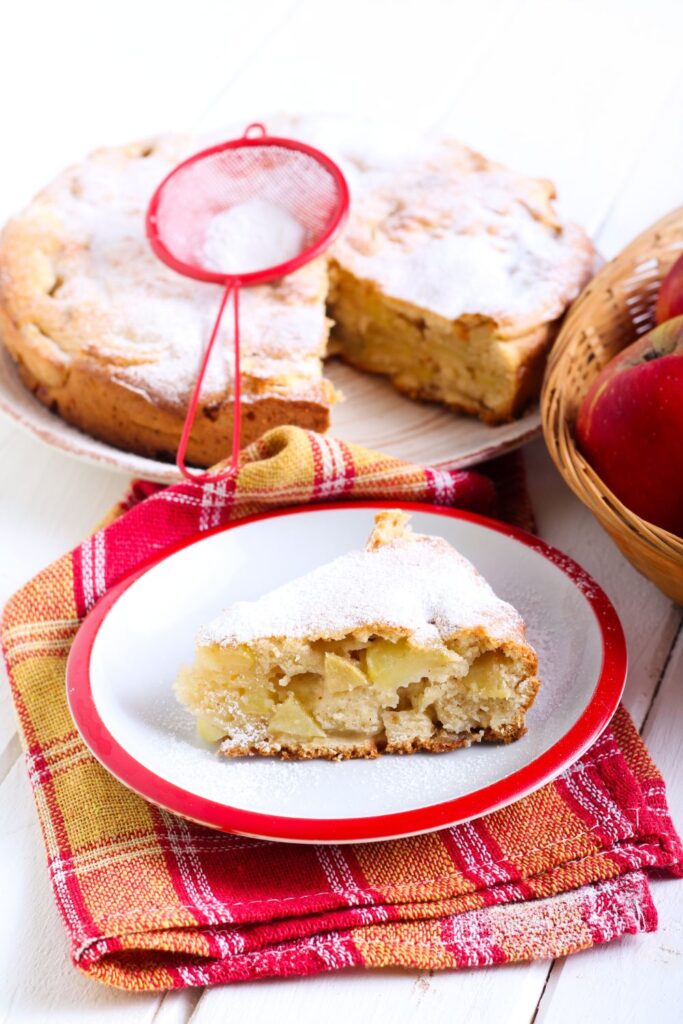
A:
[[175, 510, 539, 759]]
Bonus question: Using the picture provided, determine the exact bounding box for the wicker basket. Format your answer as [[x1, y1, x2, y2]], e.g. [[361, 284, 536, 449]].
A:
[[542, 206, 683, 603]]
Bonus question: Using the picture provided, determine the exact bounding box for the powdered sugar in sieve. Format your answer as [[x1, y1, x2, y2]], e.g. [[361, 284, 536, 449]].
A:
[[202, 198, 306, 276]]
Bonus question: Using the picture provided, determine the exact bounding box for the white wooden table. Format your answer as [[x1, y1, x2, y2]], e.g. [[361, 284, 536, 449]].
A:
[[1, 1, 682, 1020]]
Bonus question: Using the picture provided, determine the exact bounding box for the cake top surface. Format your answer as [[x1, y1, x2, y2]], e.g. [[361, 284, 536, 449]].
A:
[[0, 114, 594, 413], [0, 133, 330, 412], [198, 510, 527, 649], [285, 116, 594, 335]]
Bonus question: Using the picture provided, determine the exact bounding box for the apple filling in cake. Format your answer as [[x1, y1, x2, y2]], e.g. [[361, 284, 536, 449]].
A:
[[328, 266, 551, 423], [176, 510, 539, 759], [325, 133, 595, 424]]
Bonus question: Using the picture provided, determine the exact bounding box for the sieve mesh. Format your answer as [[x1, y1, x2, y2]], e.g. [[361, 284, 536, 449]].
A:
[[146, 124, 349, 481]]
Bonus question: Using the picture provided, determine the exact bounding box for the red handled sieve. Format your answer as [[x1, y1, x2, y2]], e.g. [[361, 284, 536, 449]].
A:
[[146, 122, 350, 482]]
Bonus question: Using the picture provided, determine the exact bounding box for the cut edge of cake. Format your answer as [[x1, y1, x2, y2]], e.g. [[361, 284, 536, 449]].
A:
[[175, 510, 540, 760]]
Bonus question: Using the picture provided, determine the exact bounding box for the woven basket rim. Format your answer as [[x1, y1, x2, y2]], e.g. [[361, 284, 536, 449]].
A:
[[542, 205, 683, 578]]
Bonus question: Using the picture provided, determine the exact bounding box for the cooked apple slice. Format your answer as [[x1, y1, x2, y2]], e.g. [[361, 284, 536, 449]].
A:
[[176, 510, 540, 758]]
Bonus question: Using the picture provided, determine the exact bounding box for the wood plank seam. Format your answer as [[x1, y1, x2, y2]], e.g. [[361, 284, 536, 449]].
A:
[[529, 960, 555, 1024], [152, 989, 201, 1024], [589, 68, 683, 242], [640, 621, 683, 737], [0, 731, 21, 788], [193, 0, 307, 129], [530, 613, 682, 1022]]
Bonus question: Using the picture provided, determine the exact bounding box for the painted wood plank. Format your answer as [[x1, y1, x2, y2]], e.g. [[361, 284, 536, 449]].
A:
[[534, 628, 683, 1024], [152, 990, 202, 1024], [188, 962, 553, 1024], [0, 420, 125, 763], [0, 0, 302, 222], [0, 759, 162, 1023], [434, 0, 683, 235], [196, 0, 514, 133]]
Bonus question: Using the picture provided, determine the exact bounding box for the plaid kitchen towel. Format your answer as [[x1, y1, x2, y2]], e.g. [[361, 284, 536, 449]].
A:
[[2, 426, 681, 991]]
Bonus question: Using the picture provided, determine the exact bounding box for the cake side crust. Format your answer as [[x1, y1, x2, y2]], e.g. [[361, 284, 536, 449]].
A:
[[0, 133, 334, 464], [3, 330, 333, 466], [328, 263, 557, 423], [217, 717, 532, 761]]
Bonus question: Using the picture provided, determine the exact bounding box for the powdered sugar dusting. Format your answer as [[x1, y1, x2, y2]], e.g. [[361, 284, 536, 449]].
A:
[[202, 199, 306, 276], [111, 574, 583, 816], [15, 136, 328, 411], [5, 114, 594, 414], [330, 142, 594, 332], [199, 531, 524, 648], [260, 114, 594, 332]]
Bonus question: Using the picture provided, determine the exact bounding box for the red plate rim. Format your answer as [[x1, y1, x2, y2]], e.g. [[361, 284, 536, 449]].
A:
[[66, 501, 627, 844]]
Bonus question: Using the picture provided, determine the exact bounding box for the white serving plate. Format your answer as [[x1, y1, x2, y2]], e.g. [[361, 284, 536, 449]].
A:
[[66, 502, 626, 843], [0, 348, 541, 481]]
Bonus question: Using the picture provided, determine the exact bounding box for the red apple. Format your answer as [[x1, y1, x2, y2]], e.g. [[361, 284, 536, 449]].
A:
[[656, 252, 683, 324], [575, 316, 683, 536]]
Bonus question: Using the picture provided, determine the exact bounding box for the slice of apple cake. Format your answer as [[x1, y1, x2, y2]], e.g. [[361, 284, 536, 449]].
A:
[[176, 510, 539, 759]]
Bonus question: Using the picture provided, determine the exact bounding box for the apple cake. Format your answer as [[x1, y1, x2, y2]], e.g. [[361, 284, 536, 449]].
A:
[[321, 129, 595, 423], [0, 118, 595, 465], [175, 510, 540, 759], [0, 135, 334, 467]]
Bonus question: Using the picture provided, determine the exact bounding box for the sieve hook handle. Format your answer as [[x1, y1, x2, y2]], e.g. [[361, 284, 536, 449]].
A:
[[242, 122, 267, 139], [176, 281, 242, 484]]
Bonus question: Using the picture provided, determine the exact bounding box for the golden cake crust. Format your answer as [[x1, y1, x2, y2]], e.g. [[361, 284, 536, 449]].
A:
[[0, 134, 335, 466], [0, 300, 332, 462]]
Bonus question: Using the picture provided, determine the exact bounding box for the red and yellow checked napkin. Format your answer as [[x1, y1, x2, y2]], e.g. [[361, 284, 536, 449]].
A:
[[2, 427, 681, 991]]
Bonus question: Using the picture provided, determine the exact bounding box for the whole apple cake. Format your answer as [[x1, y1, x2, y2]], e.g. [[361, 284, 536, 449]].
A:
[[0, 118, 595, 465], [176, 510, 540, 759]]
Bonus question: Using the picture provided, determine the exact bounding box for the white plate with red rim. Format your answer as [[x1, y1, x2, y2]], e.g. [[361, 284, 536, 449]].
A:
[[66, 502, 626, 844]]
